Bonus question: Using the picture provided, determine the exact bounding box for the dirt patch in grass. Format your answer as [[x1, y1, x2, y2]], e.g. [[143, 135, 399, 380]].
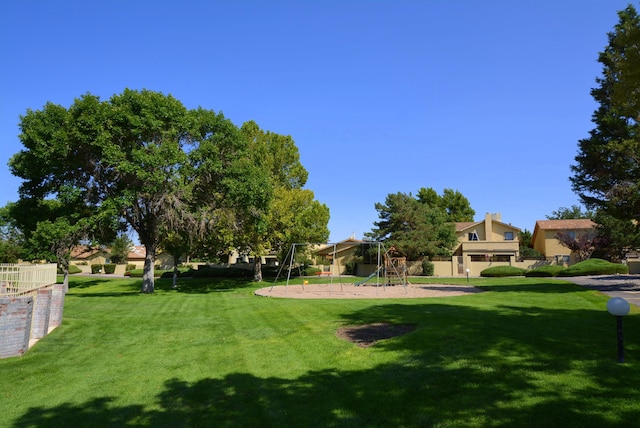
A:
[[336, 322, 416, 348]]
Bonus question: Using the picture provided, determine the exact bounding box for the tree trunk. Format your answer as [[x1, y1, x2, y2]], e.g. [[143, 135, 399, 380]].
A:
[[62, 269, 69, 294], [172, 255, 179, 289], [141, 244, 156, 293], [253, 255, 262, 282]]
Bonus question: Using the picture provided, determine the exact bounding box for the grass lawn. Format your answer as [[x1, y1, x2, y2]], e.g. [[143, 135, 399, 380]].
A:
[[1, 275, 639, 427]]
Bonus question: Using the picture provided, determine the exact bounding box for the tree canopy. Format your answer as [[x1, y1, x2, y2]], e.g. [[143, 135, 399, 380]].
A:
[[570, 5, 640, 239], [368, 188, 469, 260], [9, 89, 272, 292], [237, 121, 329, 280], [546, 205, 595, 220]]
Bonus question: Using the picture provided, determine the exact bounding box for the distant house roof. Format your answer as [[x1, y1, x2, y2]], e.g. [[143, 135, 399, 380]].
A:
[[70, 246, 107, 259], [532, 219, 596, 244], [127, 245, 146, 261], [534, 219, 596, 231], [70, 245, 148, 261], [314, 237, 365, 257], [455, 218, 520, 233], [455, 222, 482, 232]]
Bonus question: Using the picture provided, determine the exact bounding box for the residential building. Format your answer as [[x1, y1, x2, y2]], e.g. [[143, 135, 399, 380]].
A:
[[531, 219, 596, 265]]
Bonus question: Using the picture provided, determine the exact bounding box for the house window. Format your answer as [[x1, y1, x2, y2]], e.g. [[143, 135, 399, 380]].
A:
[[504, 232, 514, 241], [470, 254, 487, 262], [468, 232, 479, 241]]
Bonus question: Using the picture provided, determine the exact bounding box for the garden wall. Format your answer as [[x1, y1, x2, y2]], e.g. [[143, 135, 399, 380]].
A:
[[0, 264, 61, 358]]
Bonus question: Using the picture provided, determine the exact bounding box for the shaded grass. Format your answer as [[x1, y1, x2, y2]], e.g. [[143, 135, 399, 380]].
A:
[[1, 276, 639, 427]]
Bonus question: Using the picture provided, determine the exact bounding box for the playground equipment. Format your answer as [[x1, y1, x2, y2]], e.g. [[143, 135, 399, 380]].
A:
[[272, 242, 407, 293], [355, 245, 408, 288]]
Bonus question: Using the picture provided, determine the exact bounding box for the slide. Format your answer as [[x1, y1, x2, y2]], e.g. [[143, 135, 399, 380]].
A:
[[354, 267, 383, 286]]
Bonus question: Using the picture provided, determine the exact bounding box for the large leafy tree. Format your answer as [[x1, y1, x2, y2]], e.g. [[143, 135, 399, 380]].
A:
[[5, 190, 112, 291], [546, 205, 595, 220], [10, 89, 268, 293], [0, 204, 24, 263], [238, 121, 329, 281], [571, 5, 640, 249], [109, 234, 134, 265], [416, 187, 475, 222], [368, 190, 459, 260]]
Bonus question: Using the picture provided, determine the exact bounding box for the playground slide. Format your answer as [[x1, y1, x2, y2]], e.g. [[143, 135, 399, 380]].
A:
[[354, 267, 383, 286]]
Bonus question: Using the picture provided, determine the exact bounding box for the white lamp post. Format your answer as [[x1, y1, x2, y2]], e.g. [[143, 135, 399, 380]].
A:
[[465, 268, 470, 283], [607, 297, 631, 363]]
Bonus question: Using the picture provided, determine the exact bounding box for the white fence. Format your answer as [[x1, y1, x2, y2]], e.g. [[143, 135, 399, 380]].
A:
[[0, 264, 58, 296]]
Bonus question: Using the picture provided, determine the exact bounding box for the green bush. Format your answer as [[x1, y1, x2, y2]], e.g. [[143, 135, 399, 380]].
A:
[[480, 266, 527, 277], [126, 264, 136, 272], [103, 264, 116, 274], [302, 267, 321, 276], [345, 262, 356, 275], [58, 265, 82, 274], [557, 258, 629, 277], [191, 266, 252, 279], [130, 268, 190, 278], [160, 268, 196, 279], [422, 260, 434, 276], [91, 264, 102, 274], [525, 265, 566, 277]]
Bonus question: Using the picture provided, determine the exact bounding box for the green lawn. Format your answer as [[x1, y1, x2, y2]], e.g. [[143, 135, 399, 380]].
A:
[[1, 275, 639, 427]]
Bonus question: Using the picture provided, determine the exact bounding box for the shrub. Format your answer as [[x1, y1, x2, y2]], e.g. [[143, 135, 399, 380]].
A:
[[128, 269, 168, 278], [345, 262, 356, 275], [302, 267, 321, 276], [480, 266, 527, 277], [91, 264, 102, 274], [557, 258, 629, 277], [422, 260, 434, 276], [525, 265, 566, 277], [126, 264, 136, 271], [191, 266, 253, 279], [58, 265, 82, 274], [103, 264, 116, 274]]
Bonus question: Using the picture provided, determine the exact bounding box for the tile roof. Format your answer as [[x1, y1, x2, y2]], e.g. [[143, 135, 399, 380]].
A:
[[534, 219, 596, 230], [455, 222, 481, 232]]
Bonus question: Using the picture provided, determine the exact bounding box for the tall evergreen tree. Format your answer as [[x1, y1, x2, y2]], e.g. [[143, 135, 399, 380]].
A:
[[571, 5, 640, 229]]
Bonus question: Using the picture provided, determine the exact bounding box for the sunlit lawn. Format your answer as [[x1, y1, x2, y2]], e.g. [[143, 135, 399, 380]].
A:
[[1, 275, 639, 427]]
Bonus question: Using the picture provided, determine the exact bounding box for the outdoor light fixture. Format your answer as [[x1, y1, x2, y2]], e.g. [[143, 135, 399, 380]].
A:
[[466, 268, 470, 283], [607, 297, 631, 363]]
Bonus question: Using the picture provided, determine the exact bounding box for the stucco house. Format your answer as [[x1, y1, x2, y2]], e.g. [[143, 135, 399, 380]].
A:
[[531, 219, 596, 265], [447, 213, 521, 275], [313, 237, 370, 275], [69, 246, 112, 272], [70, 245, 175, 272]]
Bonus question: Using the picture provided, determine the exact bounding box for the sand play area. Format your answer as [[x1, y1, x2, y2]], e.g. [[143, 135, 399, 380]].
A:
[[254, 283, 483, 299]]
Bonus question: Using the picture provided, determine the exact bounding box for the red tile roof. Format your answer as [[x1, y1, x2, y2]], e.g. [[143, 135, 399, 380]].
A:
[[534, 219, 596, 230]]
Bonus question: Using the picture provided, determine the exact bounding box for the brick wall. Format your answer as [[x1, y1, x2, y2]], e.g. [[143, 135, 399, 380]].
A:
[[0, 296, 34, 358], [0, 283, 66, 358], [31, 287, 53, 340]]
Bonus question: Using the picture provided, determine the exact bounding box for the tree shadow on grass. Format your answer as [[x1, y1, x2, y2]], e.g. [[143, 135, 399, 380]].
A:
[[474, 280, 591, 294], [154, 278, 258, 294], [11, 303, 640, 427], [12, 359, 640, 428]]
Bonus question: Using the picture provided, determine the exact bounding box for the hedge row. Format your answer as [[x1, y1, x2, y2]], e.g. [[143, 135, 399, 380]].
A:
[[480, 258, 628, 278], [91, 264, 117, 274]]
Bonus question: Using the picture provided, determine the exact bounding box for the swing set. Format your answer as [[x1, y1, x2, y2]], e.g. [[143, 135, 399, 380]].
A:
[[271, 242, 408, 294]]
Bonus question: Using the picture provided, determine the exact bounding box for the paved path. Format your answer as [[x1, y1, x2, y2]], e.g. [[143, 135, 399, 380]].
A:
[[564, 275, 640, 308]]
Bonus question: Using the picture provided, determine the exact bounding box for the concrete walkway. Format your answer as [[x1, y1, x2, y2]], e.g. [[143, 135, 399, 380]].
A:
[[564, 275, 640, 308]]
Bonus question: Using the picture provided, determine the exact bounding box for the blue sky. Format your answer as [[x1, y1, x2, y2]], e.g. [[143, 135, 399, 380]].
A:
[[0, 1, 634, 242]]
